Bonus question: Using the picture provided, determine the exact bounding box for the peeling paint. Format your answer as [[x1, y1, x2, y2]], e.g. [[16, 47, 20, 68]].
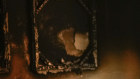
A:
[[34, 27, 40, 68], [23, 34, 30, 65], [36, 0, 49, 14], [3, 12, 9, 33]]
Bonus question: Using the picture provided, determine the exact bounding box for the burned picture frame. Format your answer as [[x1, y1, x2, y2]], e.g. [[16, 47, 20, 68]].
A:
[[30, 0, 97, 75], [0, 0, 11, 73]]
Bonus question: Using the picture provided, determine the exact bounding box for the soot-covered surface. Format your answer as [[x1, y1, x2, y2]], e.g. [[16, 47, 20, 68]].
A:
[[37, 0, 93, 63], [0, 0, 10, 73], [34, 0, 97, 75], [0, 0, 140, 79]]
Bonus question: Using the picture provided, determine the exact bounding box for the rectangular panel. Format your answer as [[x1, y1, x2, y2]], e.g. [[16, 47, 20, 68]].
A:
[[0, 0, 11, 73], [30, 0, 97, 75]]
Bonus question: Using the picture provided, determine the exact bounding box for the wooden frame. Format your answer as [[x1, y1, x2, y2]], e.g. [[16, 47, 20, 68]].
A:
[[30, 0, 97, 75], [0, 0, 11, 73]]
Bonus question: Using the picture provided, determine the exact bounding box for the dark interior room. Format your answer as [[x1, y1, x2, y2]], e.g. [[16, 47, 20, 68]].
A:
[[0, 0, 140, 79]]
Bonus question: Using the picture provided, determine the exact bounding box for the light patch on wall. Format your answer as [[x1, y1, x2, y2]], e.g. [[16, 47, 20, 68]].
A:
[[58, 28, 89, 57], [74, 32, 89, 51]]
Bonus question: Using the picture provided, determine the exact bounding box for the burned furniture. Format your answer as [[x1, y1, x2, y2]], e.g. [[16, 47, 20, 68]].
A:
[[30, 0, 97, 75], [0, 0, 11, 73]]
